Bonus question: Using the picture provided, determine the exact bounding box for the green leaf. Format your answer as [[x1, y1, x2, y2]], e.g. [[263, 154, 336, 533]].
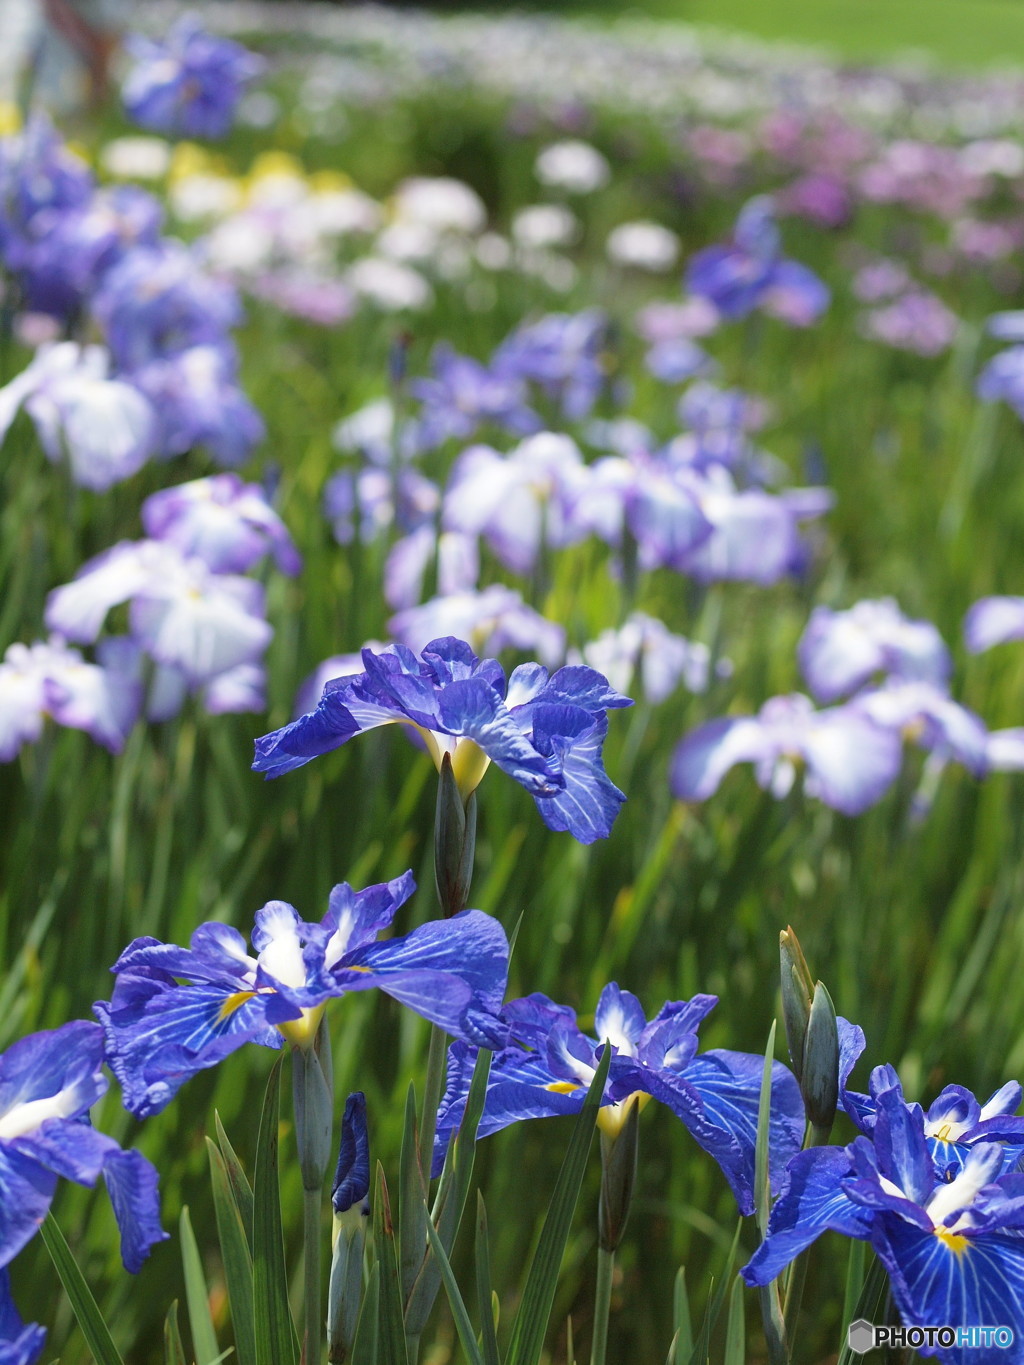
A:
[[475, 1194, 501, 1365], [39, 1212, 125, 1365], [406, 1049, 492, 1334], [399, 1082, 426, 1305], [180, 1205, 220, 1365], [350, 1262, 380, 1365], [836, 1254, 888, 1365], [722, 1277, 745, 1365], [207, 1137, 257, 1365], [504, 1045, 611, 1365], [688, 1221, 742, 1365], [164, 1302, 187, 1365], [669, 1266, 692, 1365], [373, 1163, 409, 1365], [215, 1111, 255, 1249], [840, 1238, 866, 1336], [422, 1202, 485, 1365], [754, 1020, 776, 1237], [253, 1055, 299, 1365]]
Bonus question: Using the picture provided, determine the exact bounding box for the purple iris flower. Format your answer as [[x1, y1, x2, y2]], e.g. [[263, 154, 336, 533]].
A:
[[384, 526, 477, 611], [492, 310, 608, 420], [671, 692, 903, 816], [442, 434, 590, 575], [571, 451, 712, 567], [859, 290, 959, 357], [0, 1020, 167, 1273], [644, 337, 715, 385], [410, 344, 541, 448], [0, 344, 155, 491], [0, 1268, 45, 1365], [142, 474, 301, 575], [324, 467, 439, 548], [840, 1061, 1024, 1179], [849, 681, 989, 778], [253, 637, 631, 844], [0, 638, 141, 760], [92, 240, 242, 373], [686, 197, 829, 326], [129, 344, 265, 466], [94, 873, 509, 1118], [964, 596, 1024, 653], [45, 540, 273, 691], [7, 185, 163, 321], [743, 1073, 1024, 1361], [799, 599, 952, 702], [433, 983, 804, 1212], [122, 17, 265, 140], [572, 613, 722, 703]]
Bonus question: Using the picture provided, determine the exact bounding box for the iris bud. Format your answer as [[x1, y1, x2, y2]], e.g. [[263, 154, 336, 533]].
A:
[[328, 1092, 370, 1363]]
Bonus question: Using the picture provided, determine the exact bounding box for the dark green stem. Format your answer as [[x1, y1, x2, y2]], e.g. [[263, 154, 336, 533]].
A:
[[591, 1246, 615, 1365], [304, 1184, 323, 1364]]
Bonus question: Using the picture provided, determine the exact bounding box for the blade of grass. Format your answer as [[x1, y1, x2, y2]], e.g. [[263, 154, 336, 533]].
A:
[[504, 1045, 611, 1365], [253, 1055, 299, 1365], [180, 1206, 220, 1365], [207, 1137, 257, 1365], [39, 1212, 125, 1365]]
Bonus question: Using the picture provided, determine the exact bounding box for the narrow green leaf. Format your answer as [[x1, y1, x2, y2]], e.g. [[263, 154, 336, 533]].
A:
[[216, 1110, 255, 1248], [164, 1302, 187, 1365], [180, 1206, 220, 1365], [754, 1020, 777, 1237], [350, 1262, 380, 1365], [840, 1238, 866, 1336], [207, 1137, 258, 1365], [373, 1163, 409, 1365], [474, 1194, 500, 1365], [253, 1055, 299, 1365], [687, 1220, 741, 1365], [672, 1266, 692, 1365], [504, 1045, 611, 1365], [722, 1277, 745, 1365], [39, 1213, 125, 1365], [836, 1255, 888, 1365], [423, 1204, 485, 1365], [399, 1083, 426, 1305], [566, 1316, 575, 1365], [406, 1049, 493, 1334]]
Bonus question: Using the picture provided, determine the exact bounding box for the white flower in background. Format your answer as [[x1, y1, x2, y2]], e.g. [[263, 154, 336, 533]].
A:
[[392, 177, 486, 234], [307, 187, 382, 236], [376, 221, 440, 263], [100, 136, 172, 180], [0, 343, 155, 491], [476, 233, 512, 270], [170, 174, 243, 222], [347, 258, 433, 311], [512, 204, 579, 249], [606, 220, 680, 271], [534, 140, 611, 194]]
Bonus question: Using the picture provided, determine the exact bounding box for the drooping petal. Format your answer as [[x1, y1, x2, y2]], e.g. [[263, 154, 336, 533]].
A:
[[741, 1146, 870, 1286], [101, 1147, 169, 1272]]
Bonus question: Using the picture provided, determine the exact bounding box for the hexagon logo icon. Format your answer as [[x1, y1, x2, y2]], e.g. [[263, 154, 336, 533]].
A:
[[847, 1319, 875, 1354]]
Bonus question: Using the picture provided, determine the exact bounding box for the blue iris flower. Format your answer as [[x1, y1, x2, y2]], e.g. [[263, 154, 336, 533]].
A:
[[840, 1060, 1024, 1178], [332, 1092, 370, 1216], [432, 983, 804, 1213], [0, 1021, 167, 1277], [95, 874, 509, 1119], [121, 17, 264, 141], [0, 1268, 45, 1365], [253, 637, 632, 844], [743, 1071, 1024, 1362]]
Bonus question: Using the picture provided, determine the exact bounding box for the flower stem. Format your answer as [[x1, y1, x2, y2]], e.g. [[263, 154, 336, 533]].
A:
[[591, 1246, 615, 1365], [417, 1022, 448, 1180], [303, 1183, 323, 1365]]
